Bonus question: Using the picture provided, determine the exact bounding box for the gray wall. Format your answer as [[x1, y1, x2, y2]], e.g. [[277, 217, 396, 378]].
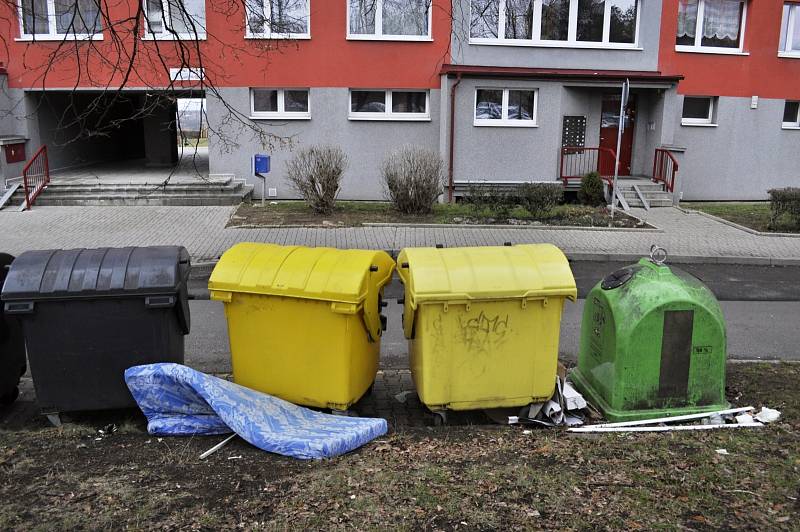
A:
[[208, 88, 441, 200], [450, 0, 662, 71], [672, 96, 800, 201], [0, 76, 32, 185]]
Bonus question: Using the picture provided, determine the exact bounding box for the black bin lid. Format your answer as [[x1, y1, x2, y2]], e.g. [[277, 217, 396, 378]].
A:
[[1, 246, 190, 302]]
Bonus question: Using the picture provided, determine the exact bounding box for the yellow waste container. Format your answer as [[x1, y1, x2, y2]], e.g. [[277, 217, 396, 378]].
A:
[[209, 243, 395, 411], [396, 244, 576, 422]]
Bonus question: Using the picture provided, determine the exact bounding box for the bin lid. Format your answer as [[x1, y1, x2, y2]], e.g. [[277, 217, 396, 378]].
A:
[[396, 244, 577, 304], [0, 246, 191, 301], [208, 243, 395, 305]]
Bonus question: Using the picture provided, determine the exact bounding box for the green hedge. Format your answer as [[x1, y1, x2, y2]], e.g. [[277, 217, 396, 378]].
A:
[[768, 187, 800, 228]]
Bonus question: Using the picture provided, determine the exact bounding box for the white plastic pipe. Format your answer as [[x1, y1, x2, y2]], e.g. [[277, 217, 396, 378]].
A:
[[568, 422, 763, 434], [583, 407, 755, 429]]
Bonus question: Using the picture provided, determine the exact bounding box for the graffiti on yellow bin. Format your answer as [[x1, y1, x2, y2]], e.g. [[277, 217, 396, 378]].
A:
[[459, 311, 511, 353]]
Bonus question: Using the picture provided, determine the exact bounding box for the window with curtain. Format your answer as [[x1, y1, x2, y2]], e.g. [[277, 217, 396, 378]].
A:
[[145, 0, 206, 38], [348, 0, 431, 38], [780, 3, 800, 55], [20, 0, 102, 37], [676, 0, 745, 50], [245, 0, 309, 37], [469, 0, 638, 45]]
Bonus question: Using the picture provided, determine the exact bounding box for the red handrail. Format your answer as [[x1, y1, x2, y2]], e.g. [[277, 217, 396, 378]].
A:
[[22, 145, 49, 210], [652, 148, 678, 193], [560, 146, 617, 186]]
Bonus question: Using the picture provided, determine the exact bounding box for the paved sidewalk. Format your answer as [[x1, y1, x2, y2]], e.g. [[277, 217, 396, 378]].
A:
[[1, 205, 799, 264]]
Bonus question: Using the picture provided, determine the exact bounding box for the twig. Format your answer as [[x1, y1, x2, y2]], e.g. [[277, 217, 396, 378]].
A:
[[199, 434, 236, 460]]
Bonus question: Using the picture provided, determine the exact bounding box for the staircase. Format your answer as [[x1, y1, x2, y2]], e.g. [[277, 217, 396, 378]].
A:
[[2, 175, 253, 207], [616, 179, 674, 208]]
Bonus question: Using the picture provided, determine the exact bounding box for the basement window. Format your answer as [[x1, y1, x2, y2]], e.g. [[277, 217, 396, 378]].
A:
[[250, 89, 311, 119], [144, 0, 207, 40], [348, 0, 433, 40], [681, 96, 717, 126], [349, 90, 430, 120], [783, 101, 800, 129], [474, 88, 538, 127], [18, 0, 103, 40], [245, 0, 310, 39]]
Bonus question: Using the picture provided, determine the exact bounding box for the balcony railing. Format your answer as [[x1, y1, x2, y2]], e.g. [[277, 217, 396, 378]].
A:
[[652, 148, 678, 193], [560, 147, 616, 186], [22, 145, 50, 210]]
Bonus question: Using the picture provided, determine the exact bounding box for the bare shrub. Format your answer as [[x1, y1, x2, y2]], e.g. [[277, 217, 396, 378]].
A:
[[518, 183, 564, 217], [285, 145, 348, 214], [381, 146, 444, 214]]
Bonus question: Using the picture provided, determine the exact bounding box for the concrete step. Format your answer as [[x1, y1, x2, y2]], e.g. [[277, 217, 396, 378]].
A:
[[621, 190, 673, 200], [616, 182, 666, 192], [626, 198, 674, 208]]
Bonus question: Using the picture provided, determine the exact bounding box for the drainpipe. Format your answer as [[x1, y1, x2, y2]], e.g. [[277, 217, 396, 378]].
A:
[[447, 73, 462, 203]]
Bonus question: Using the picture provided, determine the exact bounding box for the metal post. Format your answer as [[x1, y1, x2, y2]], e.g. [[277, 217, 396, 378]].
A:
[[610, 79, 629, 220]]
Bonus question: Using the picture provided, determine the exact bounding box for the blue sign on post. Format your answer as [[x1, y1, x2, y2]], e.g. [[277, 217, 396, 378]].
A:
[[254, 154, 271, 175]]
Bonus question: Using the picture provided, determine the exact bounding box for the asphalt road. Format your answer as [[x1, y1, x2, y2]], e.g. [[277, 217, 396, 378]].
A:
[[186, 261, 800, 372]]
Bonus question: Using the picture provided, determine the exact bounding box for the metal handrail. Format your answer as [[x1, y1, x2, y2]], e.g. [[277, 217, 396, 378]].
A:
[[652, 148, 678, 193], [22, 145, 49, 210], [560, 146, 617, 186]]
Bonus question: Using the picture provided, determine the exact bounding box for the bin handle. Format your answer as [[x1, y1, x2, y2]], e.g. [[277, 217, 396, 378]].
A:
[[145, 295, 176, 309], [4, 301, 34, 314]]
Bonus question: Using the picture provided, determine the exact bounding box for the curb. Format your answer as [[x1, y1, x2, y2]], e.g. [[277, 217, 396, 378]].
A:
[[361, 221, 660, 232], [677, 206, 800, 239]]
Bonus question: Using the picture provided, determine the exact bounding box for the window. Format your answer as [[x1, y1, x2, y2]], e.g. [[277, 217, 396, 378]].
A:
[[348, 0, 432, 40], [779, 3, 800, 57], [783, 101, 800, 128], [349, 90, 430, 120], [469, 0, 639, 47], [676, 0, 746, 53], [144, 0, 206, 40], [681, 96, 716, 126], [246, 0, 310, 38], [18, 0, 103, 40], [474, 88, 538, 126], [250, 88, 310, 119]]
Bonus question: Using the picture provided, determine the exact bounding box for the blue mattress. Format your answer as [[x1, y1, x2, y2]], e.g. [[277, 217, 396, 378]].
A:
[[124, 363, 388, 460]]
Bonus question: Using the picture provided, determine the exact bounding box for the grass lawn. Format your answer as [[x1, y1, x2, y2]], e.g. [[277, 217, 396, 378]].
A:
[[228, 201, 646, 229], [684, 202, 800, 233], [0, 362, 796, 530]]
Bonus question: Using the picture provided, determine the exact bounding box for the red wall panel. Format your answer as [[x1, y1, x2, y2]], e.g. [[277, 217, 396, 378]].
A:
[[1, 0, 451, 90], [659, 0, 800, 99]]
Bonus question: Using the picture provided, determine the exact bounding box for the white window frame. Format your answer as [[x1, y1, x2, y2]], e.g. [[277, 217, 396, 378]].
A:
[[783, 100, 800, 129], [249, 88, 311, 120], [16, 0, 104, 41], [675, 0, 748, 56], [348, 89, 431, 121], [170, 67, 204, 81], [245, 0, 311, 40], [779, 3, 800, 58], [468, 0, 641, 49], [681, 96, 717, 127], [473, 88, 539, 128], [143, 0, 207, 41], [346, 0, 434, 41]]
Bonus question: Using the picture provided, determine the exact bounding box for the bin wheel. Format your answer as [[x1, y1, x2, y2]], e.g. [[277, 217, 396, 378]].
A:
[[432, 411, 447, 427], [331, 409, 357, 417], [46, 413, 62, 428], [0, 386, 19, 407]]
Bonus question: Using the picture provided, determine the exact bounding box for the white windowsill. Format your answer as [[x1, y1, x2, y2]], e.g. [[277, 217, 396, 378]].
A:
[[15, 34, 103, 41], [781, 125, 800, 130], [245, 34, 310, 40], [348, 115, 431, 122], [675, 45, 748, 56], [250, 115, 311, 121], [681, 121, 718, 127], [143, 34, 207, 41], [469, 39, 640, 50], [778, 51, 800, 59], [346, 35, 433, 42], [474, 121, 538, 128]]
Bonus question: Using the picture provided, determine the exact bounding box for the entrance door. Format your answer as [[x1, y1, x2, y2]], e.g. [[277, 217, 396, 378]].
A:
[[599, 95, 636, 176]]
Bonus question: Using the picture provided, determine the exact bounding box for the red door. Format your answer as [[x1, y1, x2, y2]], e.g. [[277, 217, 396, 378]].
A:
[[599, 95, 636, 176]]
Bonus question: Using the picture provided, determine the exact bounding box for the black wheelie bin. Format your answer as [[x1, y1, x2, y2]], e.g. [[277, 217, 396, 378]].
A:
[[0, 246, 191, 425], [0, 253, 26, 406]]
